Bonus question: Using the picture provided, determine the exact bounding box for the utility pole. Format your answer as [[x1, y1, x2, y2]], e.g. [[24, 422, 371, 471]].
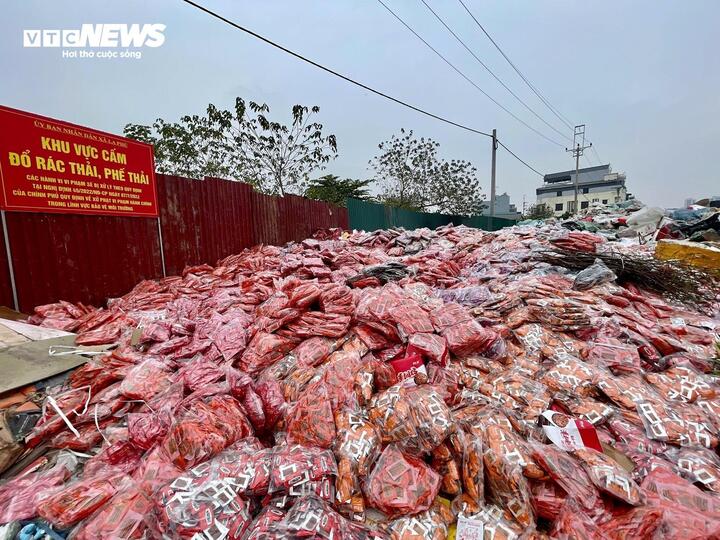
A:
[[490, 128, 497, 216], [565, 125, 592, 215]]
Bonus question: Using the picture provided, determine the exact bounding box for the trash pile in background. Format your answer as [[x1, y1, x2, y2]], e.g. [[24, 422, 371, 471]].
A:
[[1, 221, 719, 539], [525, 198, 720, 248]]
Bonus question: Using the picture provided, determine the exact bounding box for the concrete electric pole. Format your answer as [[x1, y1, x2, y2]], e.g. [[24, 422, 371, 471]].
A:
[[490, 128, 497, 217], [565, 125, 592, 215]]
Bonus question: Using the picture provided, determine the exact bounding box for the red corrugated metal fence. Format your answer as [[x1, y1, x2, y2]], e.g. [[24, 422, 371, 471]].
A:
[[0, 174, 348, 313]]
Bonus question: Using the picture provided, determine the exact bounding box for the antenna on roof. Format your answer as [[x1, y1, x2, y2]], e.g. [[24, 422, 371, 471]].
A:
[[565, 125, 592, 215]]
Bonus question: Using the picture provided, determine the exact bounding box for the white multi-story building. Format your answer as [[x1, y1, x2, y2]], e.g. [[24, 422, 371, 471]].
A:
[[536, 164, 628, 216]]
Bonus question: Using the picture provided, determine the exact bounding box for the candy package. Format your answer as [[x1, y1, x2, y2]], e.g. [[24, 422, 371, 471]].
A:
[[363, 445, 440, 518], [483, 428, 535, 528], [574, 447, 644, 505], [268, 444, 337, 502], [37, 470, 132, 529]]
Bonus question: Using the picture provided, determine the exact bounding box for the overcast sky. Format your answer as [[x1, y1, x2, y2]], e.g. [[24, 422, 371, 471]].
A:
[[2, 1, 718, 209]]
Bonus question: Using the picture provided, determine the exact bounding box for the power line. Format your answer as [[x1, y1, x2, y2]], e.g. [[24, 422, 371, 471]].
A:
[[179, 0, 545, 177], [498, 141, 543, 177], [591, 144, 603, 165], [376, 0, 564, 148], [457, 0, 575, 131], [419, 0, 573, 144]]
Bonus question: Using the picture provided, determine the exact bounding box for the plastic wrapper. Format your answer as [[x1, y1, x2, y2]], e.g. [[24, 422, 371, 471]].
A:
[[641, 466, 720, 518], [237, 332, 297, 376], [530, 442, 604, 518], [461, 504, 526, 540], [454, 429, 484, 514], [635, 398, 718, 448], [666, 446, 720, 492], [572, 258, 617, 291], [483, 426, 535, 528], [0, 453, 76, 524], [484, 424, 544, 480], [385, 506, 449, 540], [583, 337, 641, 374], [179, 356, 224, 392], [573, 447, 644, 505], [244, 507, 286, 540], [442, 320, 497, 357], [286, 385, 336, 448], [119, 358, 174, 401], [333, 407, 381, 518], [37, 470, 132, 529], [154, 442, 266, 539], [228, 368, 266, 432], [645, 363, 716, 404], [254, 377, 288, 431], [269, 444, 337, 501], [407, 333, 449, 366], [430, 302, 473, 332], [530, 479, 565, 521], [161, 396, 252, 469], [262, 494, 385, 539], [363, 444, 440, 518], [292, 336, 336, 367], [549, 499, 606, 540]]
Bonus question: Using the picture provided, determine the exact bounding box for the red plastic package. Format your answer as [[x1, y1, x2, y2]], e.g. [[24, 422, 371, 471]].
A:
[[254, 377, 288, 431], [574, 447, 644, 505], [154, 440, 268, 539], [127, 410, 171, 451], [550, 499, 606, 540], [408, 333, 449, 366], [442, 320, 497, 357], [530, 479, 565, 521], [286, 384, 336, 448], [0, 453, 75, 524], [363, 444, 440, 518], [119, 358, 174, 401], [179, 356, 224, 392], [244, 507, 286, 540], [483, 426, 535, 528], [73, 484, 154, 540], [333, 407, 382, 518], [430, 302, 473, 332], [237, 332, 297, 376], [161, 397, 252, 470], [37, 469, 132, 529], [530, 442, 604, 519], [228, 368, 266, 432], [292, 336, 336, 367], [268, 444, 337, 502]]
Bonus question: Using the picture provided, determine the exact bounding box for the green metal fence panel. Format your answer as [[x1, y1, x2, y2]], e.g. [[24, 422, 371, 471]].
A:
[[347, 199, 518, 232]]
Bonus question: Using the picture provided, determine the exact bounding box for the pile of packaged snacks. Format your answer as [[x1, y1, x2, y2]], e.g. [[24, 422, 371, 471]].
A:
[[4, 222, 718, 539]]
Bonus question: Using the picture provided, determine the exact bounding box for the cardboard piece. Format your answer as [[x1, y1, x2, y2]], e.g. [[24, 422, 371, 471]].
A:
[[0, 336, 111, 394]]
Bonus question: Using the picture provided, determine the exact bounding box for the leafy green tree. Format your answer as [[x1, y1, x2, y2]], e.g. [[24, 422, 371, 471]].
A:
[[305, 175, 372, 207], [525, 203, 554, 220], [124, 98, 337, 196], [369, 129, 485, 216]]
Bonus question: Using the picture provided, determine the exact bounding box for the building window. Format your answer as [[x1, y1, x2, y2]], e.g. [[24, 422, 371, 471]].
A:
[[582, 188, 589, 194], [581, 201, 589, 209], [602, 199, 608, 204], [592, 198, 599, 203], [556, 191, 562, 197], [555, 203, 563, 211]]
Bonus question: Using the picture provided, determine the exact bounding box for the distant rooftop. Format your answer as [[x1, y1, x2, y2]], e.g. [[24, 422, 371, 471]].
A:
[[543, 164, 611, 184]]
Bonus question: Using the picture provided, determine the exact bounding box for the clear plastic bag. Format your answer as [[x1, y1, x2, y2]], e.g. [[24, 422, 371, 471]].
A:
[[363, 444, 440, 518], [573, 258, 617, 291]]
